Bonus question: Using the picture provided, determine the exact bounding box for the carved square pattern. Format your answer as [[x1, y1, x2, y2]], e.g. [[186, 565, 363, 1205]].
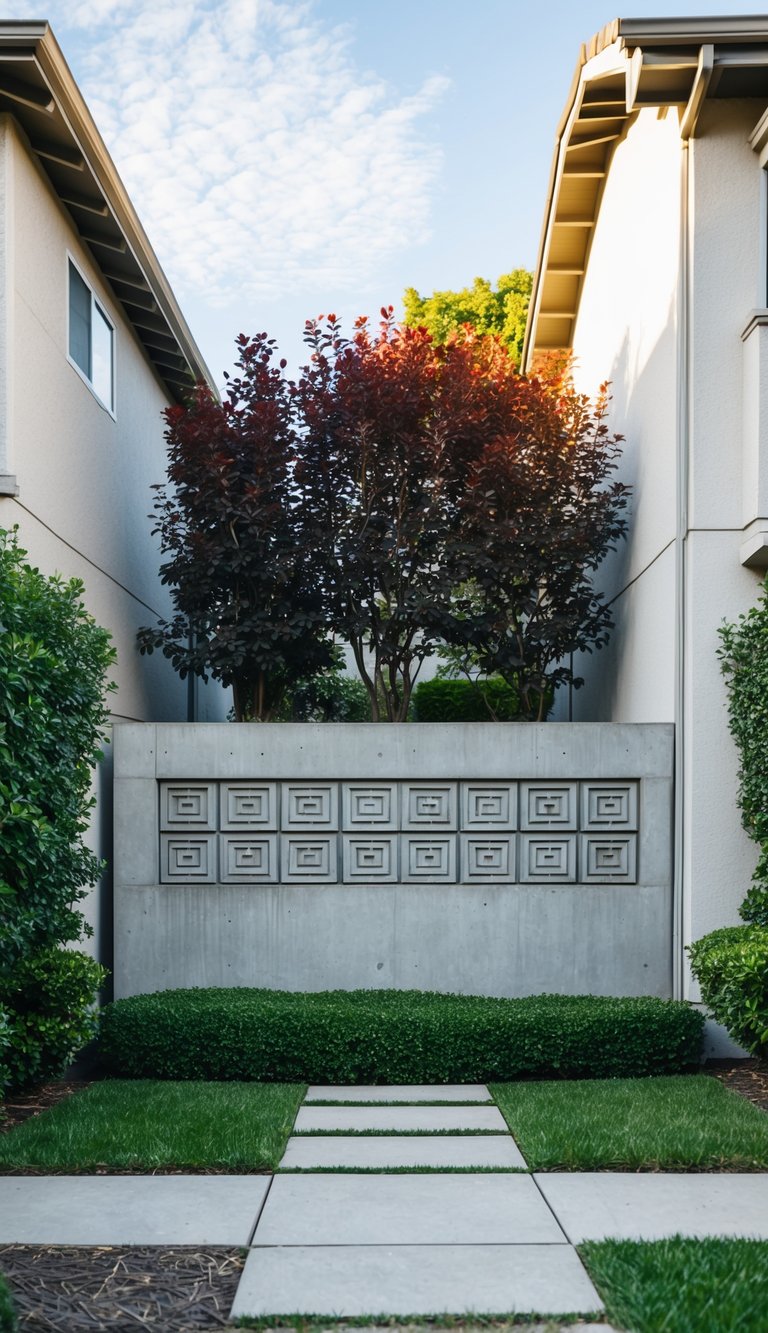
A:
[[461, 783, 517, 829], [281, 784, 338, 830], [581, 834, 637, 883], [402, 783, 457, 829], [220, 835, 278, 882], [281, 835, 338, 881], [460, 834, 516, 881], [160, 783, 216, 831], [342, 835, 398, 882], [581, 783, 638, 831], [221, 783, 277, 830], [342, 784, 398, 830], [160, 834, 216, 882], [403, 836, 456, 882], [520, 783, 578, 830], [520, 834, 577, 882]]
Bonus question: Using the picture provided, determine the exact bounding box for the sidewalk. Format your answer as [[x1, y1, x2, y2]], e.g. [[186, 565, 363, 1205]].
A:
[[3, 1082, 768, 1323]]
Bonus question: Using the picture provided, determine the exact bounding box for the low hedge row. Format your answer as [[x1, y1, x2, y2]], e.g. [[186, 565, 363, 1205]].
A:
[[99, 988, 704, 1082], [688, 925, 768, 1055], [412, 677, 521, 722]]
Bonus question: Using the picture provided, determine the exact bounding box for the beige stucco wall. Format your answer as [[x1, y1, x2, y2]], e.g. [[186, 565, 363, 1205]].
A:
[[0, 116, 227, 971]]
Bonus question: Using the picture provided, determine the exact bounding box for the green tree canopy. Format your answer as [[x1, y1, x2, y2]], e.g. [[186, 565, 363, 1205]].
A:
[[402, 270, 533, 365]]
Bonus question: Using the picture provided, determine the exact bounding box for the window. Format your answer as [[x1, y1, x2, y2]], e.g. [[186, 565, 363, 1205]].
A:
[[68, 258, 115, 414]]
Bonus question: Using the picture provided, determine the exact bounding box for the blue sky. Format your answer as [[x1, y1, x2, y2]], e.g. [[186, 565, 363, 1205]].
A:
[[17, 0, 768, 380]]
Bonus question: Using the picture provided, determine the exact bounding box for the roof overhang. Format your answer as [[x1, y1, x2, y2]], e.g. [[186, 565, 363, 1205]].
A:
[[0, 21, 215, 400], [523, 15, 768, 371]]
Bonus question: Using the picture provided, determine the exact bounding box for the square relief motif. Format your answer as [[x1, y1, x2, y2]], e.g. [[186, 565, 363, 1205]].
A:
[[281, 784, 338, 830], [221, 783, 277, 830], [520, 834, 577, 882], [461, 783, 517, 830], [520, 783, 578, 831], [581, 783, 638, 831], [460, 834, 516, 881], [581, 834, 637, 883], [220, 835, 278, 882], [403, 836, 456, 882], [342, 835, 398, 882], [402, 783, 457, 830], [160, 834, 216, 882], [160, 783, 217, 831], [281, 835, 338, 881], [342, 784, 398, 830]]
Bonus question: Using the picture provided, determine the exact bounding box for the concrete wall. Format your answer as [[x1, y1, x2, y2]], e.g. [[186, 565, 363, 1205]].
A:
[[113, 722, 674, 1001]]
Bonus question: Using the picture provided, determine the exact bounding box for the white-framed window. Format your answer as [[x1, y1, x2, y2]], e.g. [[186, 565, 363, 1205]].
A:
[[67, 255, 115, 416]]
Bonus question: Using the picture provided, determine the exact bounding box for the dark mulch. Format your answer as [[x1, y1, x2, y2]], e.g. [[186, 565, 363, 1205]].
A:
[[706, 1058, 768, 1113], [0, 1082, 92, 1135], [0, 1245, 245, 1331]]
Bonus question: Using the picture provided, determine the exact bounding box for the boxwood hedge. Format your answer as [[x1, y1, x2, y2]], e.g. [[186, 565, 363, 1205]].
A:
[[688, 925, 768, 1055], [99, 988, 704, 1082]]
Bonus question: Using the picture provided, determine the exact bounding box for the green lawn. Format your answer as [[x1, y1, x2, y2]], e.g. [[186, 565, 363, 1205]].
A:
[[0, 1080, 304, 1171], [491, 1075, 768, 1170], [580, 1236, 768, 1332]]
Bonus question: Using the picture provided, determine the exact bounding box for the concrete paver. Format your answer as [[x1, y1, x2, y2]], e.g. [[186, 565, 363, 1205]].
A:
[[536, 1172, 768, 1243], [254, 1172, 565, 1245], [294, 1104, 507, 1133], [280, 1133, 527, 1169], [0, 1175, 270, 1246], [305, 1084, 492, 1103], [230, 1244, 604, 1318]]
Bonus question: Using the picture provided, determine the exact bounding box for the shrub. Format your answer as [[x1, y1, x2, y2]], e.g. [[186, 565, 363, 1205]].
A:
[[0, 1274, 16, 1333], [412, 677, 520, 722], [99, 988, 704, 1083], [1, 948, 107, 1091], [688, 926, 768, 1055]]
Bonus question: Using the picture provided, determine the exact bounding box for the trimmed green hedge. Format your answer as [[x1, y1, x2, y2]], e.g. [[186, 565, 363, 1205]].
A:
[[688, 925, 768, 1055], [99, 988, 704, 1082], [412, 677, 521, 722]]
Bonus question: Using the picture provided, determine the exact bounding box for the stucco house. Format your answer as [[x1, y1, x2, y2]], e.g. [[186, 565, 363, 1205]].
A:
[[523, 15, 768, 1021], [0, 22, 227, 966]]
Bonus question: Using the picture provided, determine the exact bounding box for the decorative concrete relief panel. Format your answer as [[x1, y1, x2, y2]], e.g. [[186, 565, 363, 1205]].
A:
[[220, 783, 278, 830], [220, 835, 278, 882], [281, 835, 338, 882], [281, 784, 338, 831], [403, 836, 457, 882], [160, 782, 217, 831], [342, 784, 399, 830], [342, 835, 398, 882], [520, 834, 577, 883], [460, 834, 516, 881], [581, 783, 638, 831], [520, 783, 578, 830], [580, 834, 637, 883], [160, 834, 217, 882], [460, 783, 517, 830], [401, 783, 457, 830]]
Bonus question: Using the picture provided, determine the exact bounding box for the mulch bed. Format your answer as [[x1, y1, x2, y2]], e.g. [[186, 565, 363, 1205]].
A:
[[0, 1245, 245, 1331], [0, 1082, 92, 1135], [706, 1058, 768, 1112]]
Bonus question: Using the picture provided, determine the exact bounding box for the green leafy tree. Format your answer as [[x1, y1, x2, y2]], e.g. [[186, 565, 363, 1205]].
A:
[[403, 270, 533, 364], [0, 528, 112, 1089]]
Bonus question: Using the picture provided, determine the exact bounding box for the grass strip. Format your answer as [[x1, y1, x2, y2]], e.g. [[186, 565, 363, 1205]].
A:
[[0, 1080, 304, 1172], [580, 1236, 768, 1332], [491, 1074, 768, 1170], [0, 1271, 15, 1333]]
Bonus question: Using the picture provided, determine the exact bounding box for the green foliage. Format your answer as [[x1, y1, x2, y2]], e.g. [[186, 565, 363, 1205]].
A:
[[0, 1273, 16, 1333], [1, 948, 106, 1091], [99, 988, 703, 1083], [276, 651, 371, 722], [580, 1237, 768, 1333], [412, 677, 520, 722], [0, 528, 116, 972], [403, 271, 533, 364], [688, 925, 768, 1055], [718, 578, 768, 924]]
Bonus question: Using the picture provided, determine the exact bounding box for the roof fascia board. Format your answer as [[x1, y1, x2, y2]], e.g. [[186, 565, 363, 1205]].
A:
[[618, 16, 768, 45]]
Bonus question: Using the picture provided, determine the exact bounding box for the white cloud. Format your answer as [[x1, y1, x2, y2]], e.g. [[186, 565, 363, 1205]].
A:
[[25, 0, 449, 304]]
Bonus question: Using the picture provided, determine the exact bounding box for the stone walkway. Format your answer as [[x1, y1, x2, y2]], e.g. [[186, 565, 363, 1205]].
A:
[[3, 1082, 768, 1324]]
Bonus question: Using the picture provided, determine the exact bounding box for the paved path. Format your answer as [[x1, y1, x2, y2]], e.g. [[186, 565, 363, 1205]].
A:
[[3, 1082, 768, 1323]]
